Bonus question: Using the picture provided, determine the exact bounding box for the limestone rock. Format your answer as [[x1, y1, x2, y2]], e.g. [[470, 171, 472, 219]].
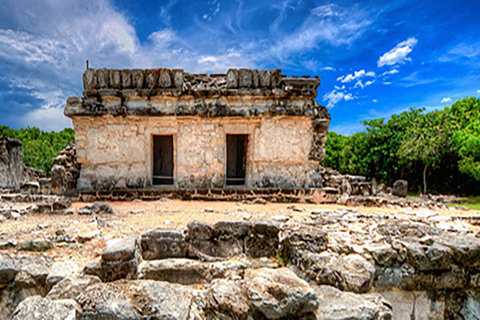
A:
[[138, 258, 245, 285], [46, 261, 79, 290], [84, 236, 140, 282], [245, 220, 279, 258], [392, 180, 408, 197], [187, 221, 250, 259], [205, 279, 250, 319], [141, 229, 187, 260], [315, 254, 375, 294], [12, 296, 78, 320], [102, 236, 138, 262], [76, 280, 197, 320], [0, 254, 18, 285], [13, 255, 51, 289], [18, 239, 54, 252], [316, 285, 392, 320], [244, 267, 318, 319], [47, 274, 101, 300]]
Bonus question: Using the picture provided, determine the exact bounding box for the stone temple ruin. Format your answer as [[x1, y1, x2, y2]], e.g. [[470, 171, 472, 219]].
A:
[[64, 68, 330, 193]]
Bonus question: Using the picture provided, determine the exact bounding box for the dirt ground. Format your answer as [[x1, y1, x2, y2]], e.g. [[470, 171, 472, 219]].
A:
[[0, 199, 478, 267]]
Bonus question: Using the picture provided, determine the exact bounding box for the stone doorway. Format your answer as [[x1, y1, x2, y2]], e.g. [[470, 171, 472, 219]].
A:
[[153, 135, 174, 185], [226, 134, 247, 186]]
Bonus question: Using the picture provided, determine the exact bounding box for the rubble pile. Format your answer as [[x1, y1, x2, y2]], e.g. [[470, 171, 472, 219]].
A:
[[50, 142, 80, 195], [1, 207, 480, 319]]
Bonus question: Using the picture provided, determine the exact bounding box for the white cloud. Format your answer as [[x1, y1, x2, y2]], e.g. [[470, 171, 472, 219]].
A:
[[354, 80, 364, 89], [323, 89, 356, 108], [373, 99, 378, 103], [377, 37, 418, 67], [441, 97, 452, 103], [270, 3, 374, 60], [477, 89, 480, 95], [382, 69, 399, 76], [337, 69, 375, 83]]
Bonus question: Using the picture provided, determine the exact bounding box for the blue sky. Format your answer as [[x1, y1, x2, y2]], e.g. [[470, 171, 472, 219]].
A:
[[0, 0, 479, 134]]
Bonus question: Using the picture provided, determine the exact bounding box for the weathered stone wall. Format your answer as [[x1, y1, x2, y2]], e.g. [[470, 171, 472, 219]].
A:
[[0, 137, 23, 189], [66, 68, 330, 191], [73, 115, 319, 191]]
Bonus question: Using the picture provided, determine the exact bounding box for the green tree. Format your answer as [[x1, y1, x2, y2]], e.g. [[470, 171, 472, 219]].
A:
[[0, 126, 74, 175], [448, 97, 480, 181], [397, 109, 450, 194]]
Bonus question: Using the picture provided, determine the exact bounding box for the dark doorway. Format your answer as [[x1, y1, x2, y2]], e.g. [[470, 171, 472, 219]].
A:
[[153, 135, 174, 185], [226, 134, 247, 186]]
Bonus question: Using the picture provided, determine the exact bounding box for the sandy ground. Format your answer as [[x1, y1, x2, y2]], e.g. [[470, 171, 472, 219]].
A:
[[0, 199, 478, 267]]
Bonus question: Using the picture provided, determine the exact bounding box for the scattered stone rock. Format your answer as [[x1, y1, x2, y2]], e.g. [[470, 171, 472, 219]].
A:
[[47, 274, 102, 300], [76, 230, 100, 243], [141, 229, 187, 260], [205, 279, 250, 319], [315, 253, 376, 294], [392, 180, 408, 197], [102, 236, 138, 262], [0, 239, 17, 250], [245, 220, 279, 258], [316, 285, 392, 320], [46, 261, 79, 290], [0, 254, 18, 285], [76, 280, 197, 320], [12, 296, 78, 320], [17, 239, 54, 252], [244, 267, 318, 319]]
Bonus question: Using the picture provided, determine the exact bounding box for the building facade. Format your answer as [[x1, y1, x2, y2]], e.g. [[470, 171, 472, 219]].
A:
[[64, 68, 330, 191]]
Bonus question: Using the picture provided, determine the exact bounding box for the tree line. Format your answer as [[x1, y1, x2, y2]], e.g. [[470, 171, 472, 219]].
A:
[[323, 97, 480, 195], [0, 126, 74, 176]]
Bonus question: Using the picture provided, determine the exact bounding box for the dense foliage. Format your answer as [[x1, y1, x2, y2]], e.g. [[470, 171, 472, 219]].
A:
[[323, 97, 480, 195], [0, 126, 74, 176]]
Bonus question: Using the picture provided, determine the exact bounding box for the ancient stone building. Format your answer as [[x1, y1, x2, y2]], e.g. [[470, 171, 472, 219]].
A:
[[64, 68, 330, 191]]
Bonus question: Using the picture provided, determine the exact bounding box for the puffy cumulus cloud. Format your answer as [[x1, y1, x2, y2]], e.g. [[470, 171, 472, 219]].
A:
[[337, 70, 375, 83], [377, 37, 418, 67], [323, 89, 356, 108], [441, 97, 452, 103], [477, 89, 480, 95]]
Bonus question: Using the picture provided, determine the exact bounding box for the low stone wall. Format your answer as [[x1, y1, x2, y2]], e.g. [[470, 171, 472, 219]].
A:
[[3, 207, 480, 319]]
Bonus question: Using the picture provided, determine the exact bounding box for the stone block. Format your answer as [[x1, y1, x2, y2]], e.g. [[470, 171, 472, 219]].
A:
[[159, 68, 172, 88], [239, 69, 252, 88], [245, 220, 279, 258], [259, 69, 271, 87], [96, 68, 109, 88], [109, 69, 122, 89], [173, 69, 184, 89], [121, 69, 132, 88], [83, 68, 97, 90], [227, 69, 239, 88], [140, 229, 187, 260], [131, 69, 144, 89]]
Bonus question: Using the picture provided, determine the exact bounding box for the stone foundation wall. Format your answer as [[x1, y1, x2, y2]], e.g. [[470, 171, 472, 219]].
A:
[[73, 115, 320, 191]]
